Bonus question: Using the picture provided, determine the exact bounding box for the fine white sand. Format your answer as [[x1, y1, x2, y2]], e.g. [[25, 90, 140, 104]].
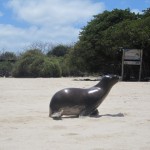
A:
[[0, 78, 150, 150]]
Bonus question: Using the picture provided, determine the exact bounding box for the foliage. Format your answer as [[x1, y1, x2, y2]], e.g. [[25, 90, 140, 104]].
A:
[[0, 51, 17, 76], [41, 57, 62, 77], [47, 44, 71, 57], [142, 8, 150, 17], [0, 51, 17, 61], [12, 49, 62, 77], [71, 8, 150, 75], [0, 61, 13, 77]]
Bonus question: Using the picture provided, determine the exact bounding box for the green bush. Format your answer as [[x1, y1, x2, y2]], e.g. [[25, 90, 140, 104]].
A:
[[42, 58, 62, 77], [12, 50, 62, 77], [12, 49, 43, 77], [0, 61, 13, 77], [29, 56, 45, 77]]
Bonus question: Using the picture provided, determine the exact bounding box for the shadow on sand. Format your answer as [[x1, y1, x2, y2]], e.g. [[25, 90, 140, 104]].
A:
[[91, 112, 125, 118], [52, 113, 125, 120]]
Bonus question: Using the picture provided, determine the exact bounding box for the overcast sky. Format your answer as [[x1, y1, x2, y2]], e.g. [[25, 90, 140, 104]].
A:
[[0, 0, 149, 52]]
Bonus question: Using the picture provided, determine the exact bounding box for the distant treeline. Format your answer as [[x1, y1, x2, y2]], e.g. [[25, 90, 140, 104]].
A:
[[0, 8, 150, 79], [0, 45, 80, 77]]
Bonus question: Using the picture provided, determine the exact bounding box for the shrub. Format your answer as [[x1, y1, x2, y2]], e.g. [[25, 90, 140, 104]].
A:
[[42, 58, 62, 77], [0, 61, 13, 77]]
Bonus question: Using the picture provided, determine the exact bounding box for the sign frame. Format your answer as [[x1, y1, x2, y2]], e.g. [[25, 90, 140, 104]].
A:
[[121, 49, 143, 81]]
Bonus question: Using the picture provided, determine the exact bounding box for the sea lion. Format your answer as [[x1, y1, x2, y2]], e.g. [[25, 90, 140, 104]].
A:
[[49, 75, 119, 119]]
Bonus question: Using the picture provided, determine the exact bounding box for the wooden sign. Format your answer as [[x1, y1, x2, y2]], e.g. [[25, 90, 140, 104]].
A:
[[124, 49, 141, 61], [121, 49, 143, 81]]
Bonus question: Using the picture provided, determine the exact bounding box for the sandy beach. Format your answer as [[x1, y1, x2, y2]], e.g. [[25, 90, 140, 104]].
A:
[[0, 78, 150, 150]]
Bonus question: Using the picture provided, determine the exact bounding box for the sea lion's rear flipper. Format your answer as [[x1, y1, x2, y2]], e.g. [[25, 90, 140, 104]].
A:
[[79, 108, 99, 117], [79, 109, 91, 117], [51, 110, 63, 119], [90, 109, 99, 116]]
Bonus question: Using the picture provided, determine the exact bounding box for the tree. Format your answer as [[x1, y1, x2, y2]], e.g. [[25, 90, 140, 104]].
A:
[[26, 41, 54, 53], [142, 8, 150, 17], [0, 51, 17, 61], [71, 8, 150, 75], [47, 44, 71, 57], [0, 51, 17, 76], [0, 61, 13, 77]]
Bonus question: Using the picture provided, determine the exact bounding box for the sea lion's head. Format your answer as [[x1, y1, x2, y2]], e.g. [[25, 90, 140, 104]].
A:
[[102, 74, 119, 86]]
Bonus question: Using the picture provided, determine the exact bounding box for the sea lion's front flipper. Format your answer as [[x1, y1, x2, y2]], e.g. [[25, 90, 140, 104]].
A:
[[51, 110, 63, 119]]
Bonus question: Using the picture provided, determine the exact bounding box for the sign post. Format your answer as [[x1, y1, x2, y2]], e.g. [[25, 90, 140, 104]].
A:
[[121, 49, 143, 81]]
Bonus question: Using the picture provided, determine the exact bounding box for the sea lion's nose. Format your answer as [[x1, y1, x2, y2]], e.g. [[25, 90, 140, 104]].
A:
[[114, 75, 120, 80], [114, 75, 119, 78]]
